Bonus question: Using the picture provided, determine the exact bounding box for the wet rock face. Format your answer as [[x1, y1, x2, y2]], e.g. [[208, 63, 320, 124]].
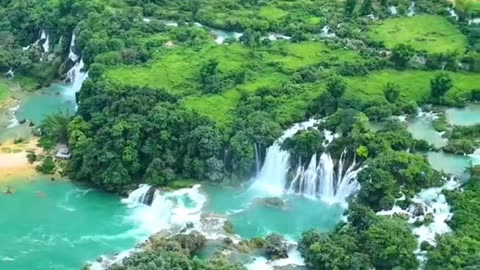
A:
[[265, 233, 289, 260]]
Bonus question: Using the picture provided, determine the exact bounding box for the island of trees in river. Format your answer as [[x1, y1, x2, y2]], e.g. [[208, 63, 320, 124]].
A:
[[0, 0, 480, 269]]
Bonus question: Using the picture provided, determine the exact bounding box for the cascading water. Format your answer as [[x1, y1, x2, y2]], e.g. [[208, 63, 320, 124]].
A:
[[377, 178, 460, 261], [65, 58, 88, 105], [40, 30, 49, 54], [249, 119, 362, 203], [407, 2, 415, 16], [288, 150, 362, 204], [248, 119, 319, 197], [68, 33, 79, 62]]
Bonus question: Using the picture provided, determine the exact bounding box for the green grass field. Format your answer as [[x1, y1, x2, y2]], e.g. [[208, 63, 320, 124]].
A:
[[346, 70, 480, 103], [262, 41, 361, 71], [258, 6, 288, 20], [368, 15, 467, 53]]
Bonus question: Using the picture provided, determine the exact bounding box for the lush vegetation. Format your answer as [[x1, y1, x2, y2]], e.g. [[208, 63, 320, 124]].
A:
[[426, 177, 480, 269], [8, 0, 480, 268]]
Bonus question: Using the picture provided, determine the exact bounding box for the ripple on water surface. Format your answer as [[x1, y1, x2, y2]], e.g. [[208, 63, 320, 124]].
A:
[[0, 177, 140, 270]]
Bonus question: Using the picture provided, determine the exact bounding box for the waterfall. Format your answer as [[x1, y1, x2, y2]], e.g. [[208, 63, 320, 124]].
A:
[[68, 33, 79, 62], [288, 150, 362, 203], [407, 2, 415, 16], [124, 184, 156, 205], [41, 30, 50, 54], [4, 68, 14, 78], [448, 8, 459, 21], [248, 119, 319, 197], [377, 178, 460, 261], [122, 184, 207, 236], [65, 58, 88, 105], [389, 6, 398, 15]]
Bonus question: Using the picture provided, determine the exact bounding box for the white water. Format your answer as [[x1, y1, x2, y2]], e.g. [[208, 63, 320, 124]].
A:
[[448, 8, 459, 21], [263, 33, 291, 41], [68, 33, 79, 62], [248, 119, 319, 197], [389, 6, 398, 15], [249, 119, 361, 204], [407, 2, 416, 16], [90, 184, 208, 269], [320, 26, 336, 38], [40, 30, 49, 54], [7, 104, 20, 128], [4, 68, 14, 78], [65, 58, 88, 105], [288, 150, 362, 205], [377, 178, 460, 261]]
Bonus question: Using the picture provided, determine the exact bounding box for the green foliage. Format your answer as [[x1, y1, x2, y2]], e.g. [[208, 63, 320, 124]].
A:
[[36, 156, 56, 175], [383, 82, 400, 103], [427, 179, 480, 269], [26, 150, 37, 164], [391, 44, 415, 70], [200, 59, 224, 94], [430, 72, 453, 102], [326, 76, 347, 99], [38, 112, 70, 151], [282, 129, 325, 165], [345, 0, 357, 15]]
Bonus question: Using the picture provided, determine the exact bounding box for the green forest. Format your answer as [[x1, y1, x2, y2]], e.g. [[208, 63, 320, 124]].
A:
[[1, 0, 480, 269]]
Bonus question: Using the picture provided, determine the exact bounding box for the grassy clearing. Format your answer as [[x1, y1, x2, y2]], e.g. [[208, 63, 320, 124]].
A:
[[106, 43, 250, 95], [368, 15, 467, 53], [262, 41, 361, 70], [258, 6, 288, 20], [182, 72, 289, 126], [345, 70, 480, 103]]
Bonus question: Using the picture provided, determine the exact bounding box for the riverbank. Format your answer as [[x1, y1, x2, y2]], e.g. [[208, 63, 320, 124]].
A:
[[0, 139, 41, 180]]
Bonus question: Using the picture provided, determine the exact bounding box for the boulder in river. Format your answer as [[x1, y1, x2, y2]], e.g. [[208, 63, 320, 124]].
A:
[[265, 233, 288, 260]]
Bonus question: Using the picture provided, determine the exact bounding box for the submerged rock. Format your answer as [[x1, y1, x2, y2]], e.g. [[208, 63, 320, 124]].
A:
[[257, 197, 287, 209]]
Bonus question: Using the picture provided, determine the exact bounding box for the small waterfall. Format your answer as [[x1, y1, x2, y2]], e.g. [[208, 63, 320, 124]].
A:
[[407, 2, 415, 16], [4, 68, 14, 78], [448, 8, 458, 21], [248, 119, 319, 197], [320, 26, 336, 38], [377, 178, 460, 261], [7, 104, 20, 128], [68, 33, 79, 62], [124, 184, 156, 205], [65, 58, 88, 106], [288, 150, 362, 203], [389, 6, 398, 15], [41, 30, 50, 54]]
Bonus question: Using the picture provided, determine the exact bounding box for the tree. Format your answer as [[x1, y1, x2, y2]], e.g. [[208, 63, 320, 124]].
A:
[[345, 0, 357, 15], [383, 82, 400, 103], [200, 59, 223, 94], [39, 112, 70, 150], [391, 44, 415, 70], [366, 217, 419, 269], [326, 76, 346, 99], [360, 0, 373, 15], [430, 73, 453, 102]]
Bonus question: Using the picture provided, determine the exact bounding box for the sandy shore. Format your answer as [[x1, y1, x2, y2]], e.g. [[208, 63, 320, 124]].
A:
[[0, 140, 40, 180]]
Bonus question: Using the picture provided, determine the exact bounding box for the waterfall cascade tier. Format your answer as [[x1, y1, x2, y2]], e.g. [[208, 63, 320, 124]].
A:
[[288, 150, 362, 203], [68, 33, 79, 62], [40, 30, 49, 54], [249, 119, 362, 204], [65, 58, 88, 104], [248, 119, 319, 197]]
